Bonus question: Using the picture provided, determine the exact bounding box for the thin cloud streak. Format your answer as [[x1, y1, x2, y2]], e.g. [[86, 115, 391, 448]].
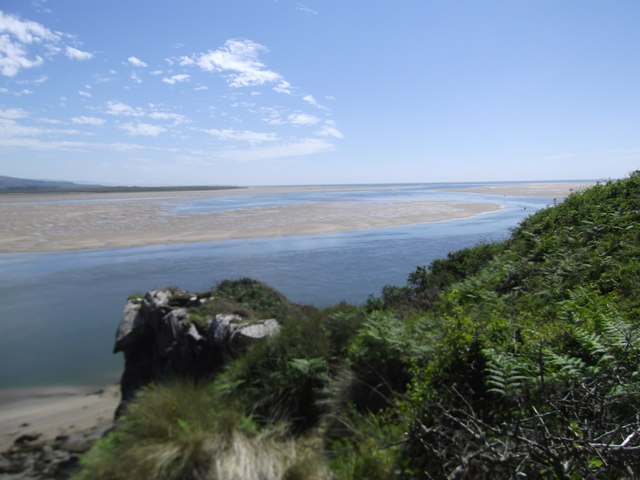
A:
[[71, 116, 105, 125], [127, 56, 147, 67], [162, 73, 190, 84], [213, 138, 334, 162], [65, 46, 92, 61], [119, 122, 166, 136], [202, 128, 278, 144]]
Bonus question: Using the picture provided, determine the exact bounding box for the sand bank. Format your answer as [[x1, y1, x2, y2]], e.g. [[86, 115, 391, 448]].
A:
[[0, 384, 119, 452], [444, 182, 596, 197], [0, 185, 501, 252], [0, 182, 591, 253]]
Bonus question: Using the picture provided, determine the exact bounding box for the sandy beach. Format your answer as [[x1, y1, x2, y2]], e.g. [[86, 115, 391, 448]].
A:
[[0, 384, 119, 452], [0, 182, 591, 253]]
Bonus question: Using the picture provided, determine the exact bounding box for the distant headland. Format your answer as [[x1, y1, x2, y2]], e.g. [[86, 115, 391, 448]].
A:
[[0, 175, 240, 194]]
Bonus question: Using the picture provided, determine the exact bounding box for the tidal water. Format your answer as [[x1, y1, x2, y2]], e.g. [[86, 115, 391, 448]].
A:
[[0, 185, 553, 389]]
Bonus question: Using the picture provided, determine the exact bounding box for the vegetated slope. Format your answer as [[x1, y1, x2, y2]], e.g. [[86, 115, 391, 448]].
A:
[[75, 172, 640, 480]]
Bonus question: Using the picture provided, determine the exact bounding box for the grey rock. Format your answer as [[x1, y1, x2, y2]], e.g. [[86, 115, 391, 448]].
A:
[[186, 323, 203, 342], [54, 432, 92, 454], [209, 314, 280, 343], [113, 298, 144, 353], [157, 308, 187, 356], [14, 434, 41, 446], [145, 289, 171, 309], [209, 314, 245, 343], [240, 319, 280, 339], [0, 454, 18, 473], [40, 445, 55, 463], [113, 287, 281, 416]]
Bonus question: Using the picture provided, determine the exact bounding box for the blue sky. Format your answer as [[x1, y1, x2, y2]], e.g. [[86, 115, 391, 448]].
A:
[[0, 1, 638, 186]]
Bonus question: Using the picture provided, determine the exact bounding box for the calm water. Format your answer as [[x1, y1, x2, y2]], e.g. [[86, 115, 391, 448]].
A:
[[0, 186, 552, 389]]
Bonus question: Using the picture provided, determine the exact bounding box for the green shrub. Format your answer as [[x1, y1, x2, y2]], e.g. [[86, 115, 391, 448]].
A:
[[214, 278, 295, 318]]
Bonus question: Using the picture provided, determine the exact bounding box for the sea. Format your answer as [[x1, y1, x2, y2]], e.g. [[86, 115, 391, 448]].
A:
[[0, 183, 560, 389]]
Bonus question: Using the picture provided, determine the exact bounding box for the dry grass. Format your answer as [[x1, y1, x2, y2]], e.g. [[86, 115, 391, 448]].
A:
[[75, 381, 330, 480]]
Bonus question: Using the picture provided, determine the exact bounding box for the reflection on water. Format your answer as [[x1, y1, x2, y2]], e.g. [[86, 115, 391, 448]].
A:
[[163, 185, 511, 214], [0, 189, 550, 388]]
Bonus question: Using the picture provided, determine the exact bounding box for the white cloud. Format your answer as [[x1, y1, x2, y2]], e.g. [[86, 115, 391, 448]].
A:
[[315, 120, 344, 139], [194, 85, 208, 91], [119, 122, 166, 137], [148, 112, 187, 124], [0, 11, 93, 76], [263, 108, 324, 127], [0, 117, 41, 137], [162, 74, 190, 85], [37, 117, 63, 124], [105, 101, 186, 125], [302, 94, 328, 110], [0, 34, 44, 76], [71, 116, 105, 126], [0, 117, 89, 138], [0, 107, 28, 119], [127, 56, 147, 67], [202, 128, 277, 144], [105, 101, 141, 116], [65, 46, 92, 61], [20, 74, 48, 84], [0, 10, 59, 44], [78, 90, 91, 97], [0, 134, 158, 153], [32, 0, 53, 15], [297, 3, 319, 15], [273, 80, 293, 94], [260, 107, 286, 125], [215, 138, 334, 162], [130, 72, 142, 84], [288, 112, 320, 126], [187, 39, 287, 89]]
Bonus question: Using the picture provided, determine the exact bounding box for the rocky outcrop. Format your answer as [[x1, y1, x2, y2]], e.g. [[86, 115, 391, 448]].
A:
[[0, 423, 111, 479], [113, 288, 280, 415]]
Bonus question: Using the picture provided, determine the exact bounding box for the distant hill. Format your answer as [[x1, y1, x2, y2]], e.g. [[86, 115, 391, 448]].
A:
[[0, 175, 239, 193], [0, 175, 103, 192]]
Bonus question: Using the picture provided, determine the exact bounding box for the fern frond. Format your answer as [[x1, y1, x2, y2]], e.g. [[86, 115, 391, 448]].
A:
[[544, 351, 585, 377], [484, 349, 532, 399]]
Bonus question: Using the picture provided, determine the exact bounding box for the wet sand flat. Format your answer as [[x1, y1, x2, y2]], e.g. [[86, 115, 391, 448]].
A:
[[0, 183, 591, 253], [0, 384, 119, 452]]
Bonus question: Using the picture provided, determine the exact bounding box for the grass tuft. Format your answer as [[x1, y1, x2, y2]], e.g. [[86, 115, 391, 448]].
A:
[[75, 381, 330, 480]]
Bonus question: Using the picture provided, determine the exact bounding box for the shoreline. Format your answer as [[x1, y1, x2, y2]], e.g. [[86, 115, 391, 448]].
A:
[[0, 182, 592, 254], [0, 384, 119, 452]]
